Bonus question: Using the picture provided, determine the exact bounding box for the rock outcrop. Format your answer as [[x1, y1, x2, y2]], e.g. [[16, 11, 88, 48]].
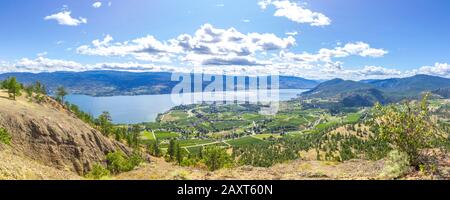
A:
[[0, 91, 131, 175]]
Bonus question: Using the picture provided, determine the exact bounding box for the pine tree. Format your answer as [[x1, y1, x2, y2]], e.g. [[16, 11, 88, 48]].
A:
[[97, 111, 113, 136], [168, 139, 177, 161], [56, 86, 68, 103], [4, 77, 22, 100], [176, 143, 183, 165]]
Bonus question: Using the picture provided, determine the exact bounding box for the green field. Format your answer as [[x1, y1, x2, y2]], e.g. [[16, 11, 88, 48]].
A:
[[345, 113, 362, 123], [185, 142, 229, 154], [140, 131, 155, 140], [178, 139, 215, 147], [226, 136, 265, 147], [252, 134, 282, 140], [315, 120, 339, 132], [154, 131, 180, 140]]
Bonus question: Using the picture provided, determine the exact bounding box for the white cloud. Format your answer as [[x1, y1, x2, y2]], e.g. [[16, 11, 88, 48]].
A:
[[242, 19, 251, 23], [285, 31, 298, 36], [216, 4, 225, 7], [357, 66, 402, 76], [77, 24, 295, 65], [176, 24, 295, 65], [92, 2, 102, 8], [37, 52, 48, 57], [0, 57, 187, 73], [77, 34, 180, 63], [281, 42, 388, 64], [410, 63, 450, 78], [44, 10, 87, 26], [3, 57, 87, 73], [1, 55, 448, 81], [259, 0, 331, 26], [274, 42, 390, 79]]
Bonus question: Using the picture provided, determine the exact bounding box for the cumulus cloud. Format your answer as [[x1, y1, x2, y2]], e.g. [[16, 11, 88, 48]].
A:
[[77, 34, 180, 63], [280, 42, 388, 64], [410, 63, 450, 78], [37, 52, 48, 57], [274, 42, 390, 79], [77, 24, 295, 65], [44, 10, 87, 26], [1, 55, 448, 81], [0, 57, 187, 73], [92, 2, 102, 8], [357, 66, 402, 76], [3, 57, 87, 73], [201, 56, 267, 66], [259, 0, 331, 26], [285, 31, 298, 36], [177, 24, 295, 56]]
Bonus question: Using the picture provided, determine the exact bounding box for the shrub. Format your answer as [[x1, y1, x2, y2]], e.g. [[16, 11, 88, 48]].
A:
[[106, 151, 130, 174], [369, 94, 444, 166], [85, 164, 111, 180], [380, 150, 410, 179], [128, 151, 144, 168], [202, 146, 233, 171], [0, 127, 12, 145], [106, 151, 142, 174]]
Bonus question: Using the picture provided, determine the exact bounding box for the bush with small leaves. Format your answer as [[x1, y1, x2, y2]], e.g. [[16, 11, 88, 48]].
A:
[[85, 164, 111, 180], [380, 150, 410, 179], [105, 151, 142, 174], [0, 127, 12, 145], [369, 94, 444, 166], [202, 146, 233, 171]]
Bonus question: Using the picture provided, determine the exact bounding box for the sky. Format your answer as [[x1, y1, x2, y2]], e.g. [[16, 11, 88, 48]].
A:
[[0, 0, 449, 80]]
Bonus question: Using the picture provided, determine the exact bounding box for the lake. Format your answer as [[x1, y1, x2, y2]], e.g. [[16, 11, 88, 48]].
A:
[[66, 89, 308, 124]]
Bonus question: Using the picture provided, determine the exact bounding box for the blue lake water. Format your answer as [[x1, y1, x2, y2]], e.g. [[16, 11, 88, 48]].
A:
[[66, 89, 307, 124]]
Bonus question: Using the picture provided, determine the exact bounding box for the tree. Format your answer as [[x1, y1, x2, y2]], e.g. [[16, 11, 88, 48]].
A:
[[176, 143, 183, 165], [3, 77, 22, 100], [129, 124, 141, 148], [369, 94, 444, 166], [56, 86, 68, 103], [148, 139, 161, 157], [97, 111, 113, 136], [202, 146, 232, 171], [167, 139, 177, 161], [33, 81, 46, 94], [33, 81, 47, 103], [24, 85, 34, 100]]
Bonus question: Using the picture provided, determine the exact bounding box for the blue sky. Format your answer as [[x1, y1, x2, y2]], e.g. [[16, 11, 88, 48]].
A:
[[0, 0, 449, 80]]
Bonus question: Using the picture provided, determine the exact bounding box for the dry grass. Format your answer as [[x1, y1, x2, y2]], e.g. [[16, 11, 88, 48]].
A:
[[0, 147, 81, 180]]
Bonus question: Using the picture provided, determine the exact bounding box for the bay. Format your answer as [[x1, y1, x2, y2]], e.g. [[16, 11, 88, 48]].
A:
[[66, 89, 307, 124]]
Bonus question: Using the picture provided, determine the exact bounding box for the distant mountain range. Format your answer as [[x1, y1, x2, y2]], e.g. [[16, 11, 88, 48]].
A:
[[301, 74, 450, 106], [1, 71, 448, 105], [0, 71, 319, 96]]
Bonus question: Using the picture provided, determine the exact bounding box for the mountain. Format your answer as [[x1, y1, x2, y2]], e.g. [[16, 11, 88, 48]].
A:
[[0, 71, 319, 96], [0, 90, 131, 176], [301, 79, 386, 107], [301, 75, 450, 107], [302, 79, 374, 98], [365, 74, 450, 97], [432, 87, 450, 98]]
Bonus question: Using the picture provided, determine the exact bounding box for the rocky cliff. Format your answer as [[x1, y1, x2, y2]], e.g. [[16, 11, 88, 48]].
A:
[[0, 91, 131, 175]]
